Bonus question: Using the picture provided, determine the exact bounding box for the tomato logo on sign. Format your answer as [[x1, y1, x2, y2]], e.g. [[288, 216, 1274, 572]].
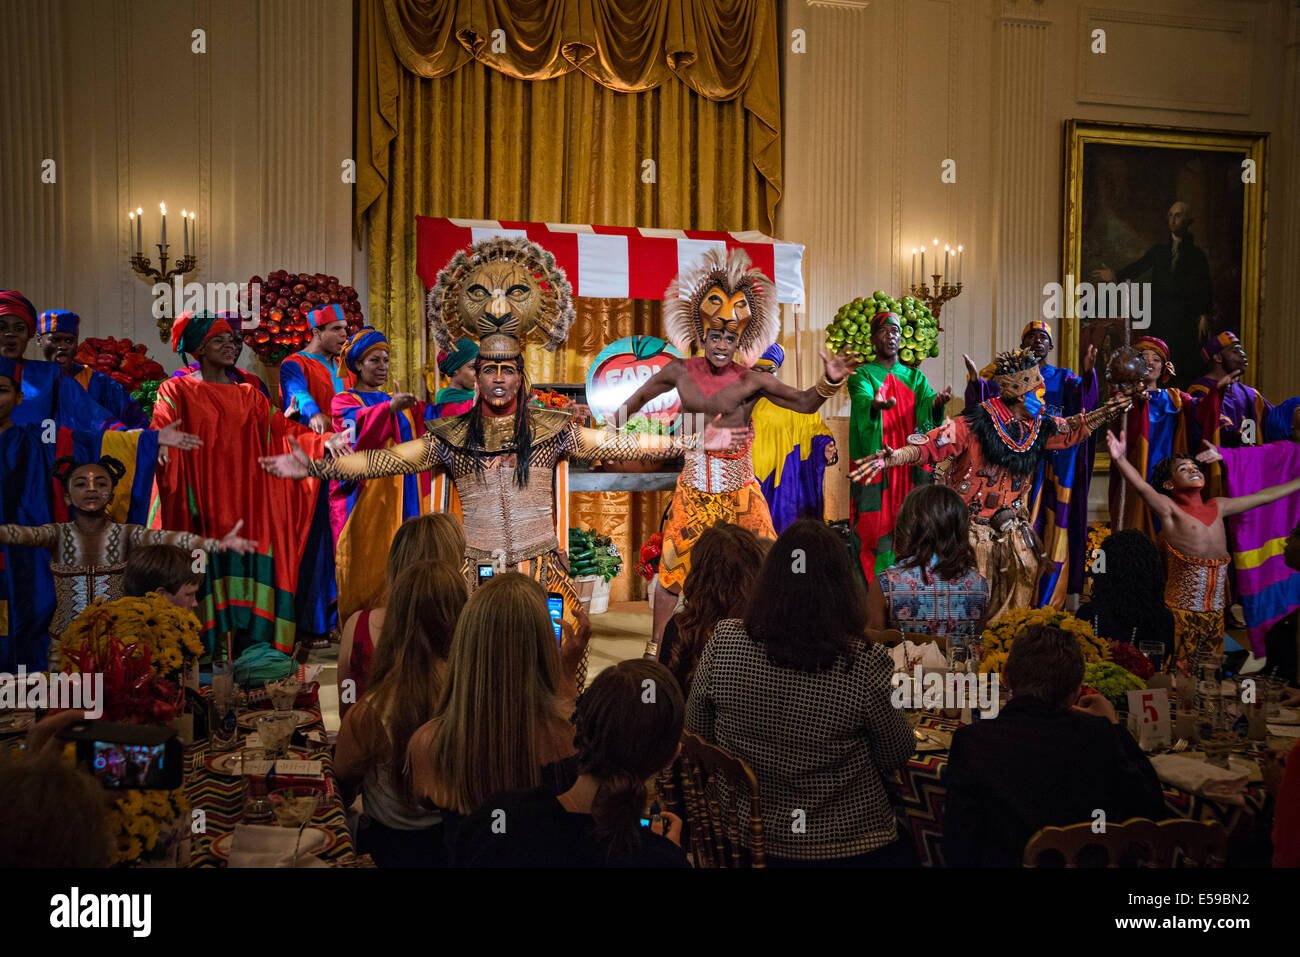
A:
[[585, 336, 683, 427]]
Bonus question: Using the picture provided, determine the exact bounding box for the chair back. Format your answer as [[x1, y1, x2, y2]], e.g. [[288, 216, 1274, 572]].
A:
[[865, 627, 904, 647], [1023, 817, 1228, 868], [665, 731, 766, 868]]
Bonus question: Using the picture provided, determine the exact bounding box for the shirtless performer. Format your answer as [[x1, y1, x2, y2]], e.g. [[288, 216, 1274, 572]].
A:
[[1106, 428, 1300, 667], [611, 248, 860, 652]]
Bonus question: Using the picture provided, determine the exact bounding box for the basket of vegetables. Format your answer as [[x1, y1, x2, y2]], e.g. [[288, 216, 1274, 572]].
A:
[[568, 527, 622, 614], [824, 291, 940, 367]]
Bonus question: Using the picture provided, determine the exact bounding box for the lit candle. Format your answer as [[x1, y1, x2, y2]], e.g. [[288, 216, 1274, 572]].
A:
[[911, 248, 917, 287], [189, 210, 195, 259], [160, 202, 167, 249], [128, 211, 136, 257], [920, 246, 925, 284], [932, 238, 939, 278], [181, 209, 189, 257], [957, 245, 963, 284], [135, 208, 143, 255], [944, 244, 950, 285]]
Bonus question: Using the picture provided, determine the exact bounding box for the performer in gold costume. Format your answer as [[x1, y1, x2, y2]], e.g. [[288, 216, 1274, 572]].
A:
[[260, 238, 746, 688]]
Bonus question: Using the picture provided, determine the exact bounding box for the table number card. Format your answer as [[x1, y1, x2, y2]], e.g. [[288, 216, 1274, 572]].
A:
[[1127, 688, 1171, 749]]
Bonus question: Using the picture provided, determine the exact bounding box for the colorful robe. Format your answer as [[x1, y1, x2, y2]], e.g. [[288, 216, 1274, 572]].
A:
[[1109, 388, 1221, 539], [751, 398, 835, 534], [68, 364, 149, 429], [278, 352, 347, 636], [966, 363, 1098, 606], [150, 375, 328, 653], [11, 358, 124, 432], [330, 390, 434, 623], [1218, 441, 1300, 655], [434, 386, 475, 419], [171, 361, 271, 399], [848, 361, 940, 581], [1187, 377, 1273, 497], [0, 422, 159, 671]]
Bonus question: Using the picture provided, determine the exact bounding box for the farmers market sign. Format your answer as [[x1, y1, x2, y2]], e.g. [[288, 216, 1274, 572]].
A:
[[585, 336, 683, 429]]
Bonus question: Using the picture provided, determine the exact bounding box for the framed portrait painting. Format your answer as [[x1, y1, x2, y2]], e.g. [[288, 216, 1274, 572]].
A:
[[1061, 120, 1266, 398]]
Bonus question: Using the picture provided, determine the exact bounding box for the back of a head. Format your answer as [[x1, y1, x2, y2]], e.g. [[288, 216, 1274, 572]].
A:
[[0, 753, 112, 867], [574, 659, 685, 859], [429, 573, 562, 814], [385, 514, 466, 595], [894, 484, 975, 581], [1090, 529, 1166, 608], [744, 519, 866, 671], [673, 523, 766, 688], [122, 544, 203, 597], [1004, 624, 1084, 709]]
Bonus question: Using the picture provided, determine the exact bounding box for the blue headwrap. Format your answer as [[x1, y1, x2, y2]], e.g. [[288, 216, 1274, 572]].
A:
[[340, 327, 388, 375], [1265, 396, 1300, 443], [754, 343, 785, 370], [37, 310, 80, 336]]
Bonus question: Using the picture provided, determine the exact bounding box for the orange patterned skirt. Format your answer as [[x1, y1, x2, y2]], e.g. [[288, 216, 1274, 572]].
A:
[[658, 476, 776, 593]]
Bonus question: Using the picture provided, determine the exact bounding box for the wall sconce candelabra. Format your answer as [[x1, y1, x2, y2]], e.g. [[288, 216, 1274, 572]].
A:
[[908, 238, 963, 323], [128, 203, 198, 341]]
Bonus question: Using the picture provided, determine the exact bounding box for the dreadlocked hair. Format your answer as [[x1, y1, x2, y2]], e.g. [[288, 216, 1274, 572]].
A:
[[668, 523, 766, 697], [1150, 454, 1194, 497], [464, 363, 533, 489], [571, 659, 684, 861], [1085, 529, 1168, 643], [52, 455, 127, 491]]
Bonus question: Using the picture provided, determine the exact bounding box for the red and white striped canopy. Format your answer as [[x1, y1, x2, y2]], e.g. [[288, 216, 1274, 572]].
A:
[[416, 217, 805, 304]]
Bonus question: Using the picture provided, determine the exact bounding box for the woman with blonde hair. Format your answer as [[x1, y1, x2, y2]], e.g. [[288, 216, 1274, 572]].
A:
[[334, 558, 467, 866], [337, 513, 465, 716], [409, 573, 590, 831]]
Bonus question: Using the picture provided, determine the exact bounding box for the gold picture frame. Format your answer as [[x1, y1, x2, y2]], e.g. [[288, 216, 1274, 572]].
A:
[[1061, 120, 1267, 409]]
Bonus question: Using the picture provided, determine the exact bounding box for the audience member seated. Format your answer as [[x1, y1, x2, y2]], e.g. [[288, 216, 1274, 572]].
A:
[[408, 573, 590, 842], [944, 624, 1167, 867], [1074, 529, 1175, 663], [122, 544, 205, 611], [337, 513, 465, 717], [334, 559, 467, 867], [867, 485, 989, 642], [452, 659, 689, 867], [658, 522, 766, 698], [685, 519, 917, 867]]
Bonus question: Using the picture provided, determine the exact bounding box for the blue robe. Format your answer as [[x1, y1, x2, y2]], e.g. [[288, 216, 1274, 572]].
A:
[[70, 364, 150, 429], [12, 359, 124, 432]]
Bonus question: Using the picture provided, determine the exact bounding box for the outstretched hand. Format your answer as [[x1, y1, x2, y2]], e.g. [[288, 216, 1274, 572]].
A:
[[1105, 427, 1127, 460], [871, 382, 896, 412], [821, 347, 861, 382], [849, 450, 889, 484], [1195, 439, 1223, 465], [933, 386, 952, 416], [259, 435, 312, 479], [1082, 343, 1097, 376], [324, 432, 353, 457], [701, 414, 753, 453], [963, 354, 980, 380], [1215, 369, 1243, 392], [157, 420, 202, 451], [219, 519, 258, 554]]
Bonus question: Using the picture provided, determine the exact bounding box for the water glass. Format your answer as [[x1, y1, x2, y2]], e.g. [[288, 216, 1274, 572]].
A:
[[235, 748, 276, 824], [270, 786, 322, 828], [266, 675, 302, 712], [256, 712, 296, 758]]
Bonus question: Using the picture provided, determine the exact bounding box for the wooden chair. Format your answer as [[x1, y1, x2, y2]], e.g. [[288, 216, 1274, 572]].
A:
[[1023, 817, 1228, 868], [661, 731, 766, 868], [865, 627, 904, 647]]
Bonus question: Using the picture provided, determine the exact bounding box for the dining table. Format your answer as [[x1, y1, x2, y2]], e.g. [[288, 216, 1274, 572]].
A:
[[893, 712, 1281, 868]]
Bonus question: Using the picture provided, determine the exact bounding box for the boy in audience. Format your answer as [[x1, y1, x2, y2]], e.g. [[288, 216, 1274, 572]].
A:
[[1107, 430, 1300, 666], [122, 544, 207, 610], [944, 625, 1167, 867]]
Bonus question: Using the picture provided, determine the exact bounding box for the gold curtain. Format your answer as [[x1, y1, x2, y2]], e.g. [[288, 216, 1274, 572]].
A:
[[356, 0, 782, 598]]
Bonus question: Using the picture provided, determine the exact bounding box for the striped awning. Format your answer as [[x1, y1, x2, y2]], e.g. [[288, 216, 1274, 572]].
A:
[[416, 217, 805, 304]]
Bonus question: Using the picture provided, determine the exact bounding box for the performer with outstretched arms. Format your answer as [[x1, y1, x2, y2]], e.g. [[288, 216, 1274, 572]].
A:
[[260, 238, 750, 690], [852, 350, 1128, 621], [608, 248, 860, 651]]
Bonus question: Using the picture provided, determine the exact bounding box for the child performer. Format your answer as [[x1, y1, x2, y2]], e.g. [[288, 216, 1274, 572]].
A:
[[0, 455, 256, 668], [1106, 428, 1300, 666]]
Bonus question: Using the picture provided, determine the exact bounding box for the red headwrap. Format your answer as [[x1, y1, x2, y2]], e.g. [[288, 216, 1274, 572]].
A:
[[1133, 335, 1174, 383], [0, 290, 38, 336]]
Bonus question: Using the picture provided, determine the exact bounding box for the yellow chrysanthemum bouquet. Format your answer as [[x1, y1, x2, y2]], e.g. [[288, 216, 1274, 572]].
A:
[[977, 606, 1111, 675]]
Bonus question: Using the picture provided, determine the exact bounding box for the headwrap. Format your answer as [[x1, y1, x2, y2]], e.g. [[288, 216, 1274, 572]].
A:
[[307, 303, 347, 330], [870, 311, 901, 334], [438, 337, 478, 376], [1201, 330, 1240, 363], [37, 310, 80, 336], [0, 355, 21, 402], [340, 327, 388, 375], [171, 310, 232, 359], [1133, 335, 1174, 383], [662, 248, 777, 365], [0, 290, 37, 336], [1265, 396, 1300, 443], [1021, 319, 1053, 343], [753, 342, 785, 371], [992, 349, 1044, 400], [216, 310, 244, 335]]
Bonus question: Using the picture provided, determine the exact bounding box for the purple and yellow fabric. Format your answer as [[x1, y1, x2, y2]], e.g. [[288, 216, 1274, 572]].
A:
[[1218, 441, 1300, 655]]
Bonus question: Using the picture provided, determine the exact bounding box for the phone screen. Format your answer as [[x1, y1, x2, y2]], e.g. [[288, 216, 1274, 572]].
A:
[[88, 740, 180, 789], [477, 564, 494, 586], [547, 593, 564, 647]]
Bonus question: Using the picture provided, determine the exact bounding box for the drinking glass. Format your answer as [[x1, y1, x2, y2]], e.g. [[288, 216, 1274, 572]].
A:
[[270, 786, 321, 828], [236, 748, 276, 824], [266, 675, 302, 713], [256, 712, 296, 758]]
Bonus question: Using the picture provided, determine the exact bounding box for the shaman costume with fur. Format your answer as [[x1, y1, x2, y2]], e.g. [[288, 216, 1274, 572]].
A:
[[873, 350, 1116, 620]]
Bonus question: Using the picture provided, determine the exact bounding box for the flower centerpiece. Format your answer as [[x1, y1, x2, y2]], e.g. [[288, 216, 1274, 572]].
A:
[[59, 593, 203, 866], [1082, 660, 1146, 709], [978, 606, 1110, 676], [1108, 640, 1155, 681], [1083, 521, 1112, 599]]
